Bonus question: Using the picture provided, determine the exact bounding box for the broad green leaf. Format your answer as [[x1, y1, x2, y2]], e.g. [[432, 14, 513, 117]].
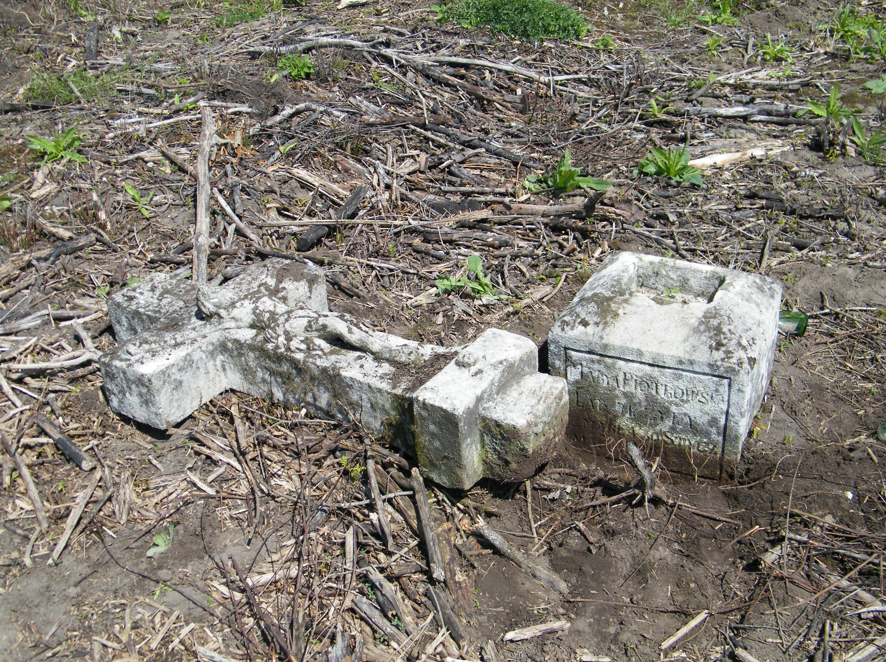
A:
[[865, 78, 886, 94], [575, 177, 612, 191], [467, 255, 482, 274]]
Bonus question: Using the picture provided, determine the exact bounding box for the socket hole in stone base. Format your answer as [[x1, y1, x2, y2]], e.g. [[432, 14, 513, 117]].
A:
[[635, 261, 725, 304]]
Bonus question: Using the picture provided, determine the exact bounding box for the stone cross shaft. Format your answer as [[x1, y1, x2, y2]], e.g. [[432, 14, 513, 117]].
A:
[[99, 259, 568, 489]]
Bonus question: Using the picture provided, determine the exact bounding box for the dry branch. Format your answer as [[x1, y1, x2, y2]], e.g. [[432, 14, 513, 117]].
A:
[[193, 106, 217, 285], [474, 517, 567, 594]]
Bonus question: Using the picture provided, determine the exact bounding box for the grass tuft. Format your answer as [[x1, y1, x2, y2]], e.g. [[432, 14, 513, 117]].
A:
[[434, 0, 588, 42], [25, 69, 126, 105]]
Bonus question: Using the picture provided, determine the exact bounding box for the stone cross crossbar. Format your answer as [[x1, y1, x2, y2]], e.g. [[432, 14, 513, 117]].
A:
[[99, 259, 568, 489]]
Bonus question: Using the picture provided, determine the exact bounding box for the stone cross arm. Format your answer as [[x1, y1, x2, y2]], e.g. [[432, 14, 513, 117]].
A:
[[100, 259, 568, 489]]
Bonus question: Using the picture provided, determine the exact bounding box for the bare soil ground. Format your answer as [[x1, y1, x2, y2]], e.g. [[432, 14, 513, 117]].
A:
[[0, 1, 884, 661]]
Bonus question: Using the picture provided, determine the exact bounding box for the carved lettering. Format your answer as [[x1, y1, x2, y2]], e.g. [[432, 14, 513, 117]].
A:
[[565, 349, 729, 455]]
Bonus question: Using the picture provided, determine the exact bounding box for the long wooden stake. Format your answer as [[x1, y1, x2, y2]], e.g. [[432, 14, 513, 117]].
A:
[[0, 432, 48, 531], [410, 467, 446, 583], [49, 468, 101, 564], [193, 106, 216, 285]]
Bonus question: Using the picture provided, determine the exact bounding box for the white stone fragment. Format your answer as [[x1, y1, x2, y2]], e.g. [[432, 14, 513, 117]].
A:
[[100, 259, 567, 488], [548, 251, 781, 473]]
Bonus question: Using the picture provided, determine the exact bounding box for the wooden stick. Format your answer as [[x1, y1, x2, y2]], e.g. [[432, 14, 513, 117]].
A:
[[212, 188, 261, 246], [33, 413, 96, 471], [503, 620, 570, 642], [352, 595, 408, 646], [193, 106, 216, 285], [0, 431, 48, 531], [410, 468, 446, 583], [474, 517, 568, 594], [659, 610, 709, 650], [364, 565, 418, 635], [366, 452, 392, 549], [49, 467, 101, 564]]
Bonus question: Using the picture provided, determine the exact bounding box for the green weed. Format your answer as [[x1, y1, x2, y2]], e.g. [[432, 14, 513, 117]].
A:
[[26, 69, 126, 105], [124, 183, 154, 218], [704, 34, 724, 56], [849, 117, 886, 163], [865, 76, 886, 94], [280, 53, 313, 79], [636, 145, 703, 186], [759, 34, 792, 62], [523, 149, 611, 195], [27, 125, 86, 165], [216, 0, 282, 28], [639, 0, 701, 27], [154, 10, 172, 24], [594, 34, 615, 51], [798, 85, 854, 124], [436, 255, 505, 300], [826, 4, 873, 55], [862, 26, 886, 61], [433, 0, 588, 42], [146, 524, 174, 558], [0, 196, 10, 213], [645, 96, 675, 118], [699, 0, 739, 26]]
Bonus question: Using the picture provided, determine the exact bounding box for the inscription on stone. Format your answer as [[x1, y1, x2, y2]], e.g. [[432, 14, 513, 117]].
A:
[[565, 350, 730, 454]]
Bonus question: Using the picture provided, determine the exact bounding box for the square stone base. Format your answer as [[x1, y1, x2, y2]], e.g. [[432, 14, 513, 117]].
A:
[[549, 252, 781, 475]]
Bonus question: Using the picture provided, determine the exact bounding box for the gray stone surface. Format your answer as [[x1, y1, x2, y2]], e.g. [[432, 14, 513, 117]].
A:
[[100, 259, 567, 489], [548, 251, 781, 471]]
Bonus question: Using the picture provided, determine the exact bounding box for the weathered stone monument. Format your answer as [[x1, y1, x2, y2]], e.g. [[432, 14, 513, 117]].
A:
[[99, 259, 568, 489], [548, 252, 781, 477]]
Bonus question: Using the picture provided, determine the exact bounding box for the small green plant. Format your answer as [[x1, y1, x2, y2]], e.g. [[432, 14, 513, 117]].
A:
[[371, 70, 399, 91], [523, 149, 611, 195], [665, 287, 679, 298], [826, 4, 872, 55], [768, 63, 793, 79], [699, 0, 739, 26], [279, 138, 298, 155], [26, 69, 128, 105], [27, 125, 86, 165], [70, 0, 95, 20], [435, 255, 504, 300], [125, 277, 142, 288], [636, 145, 703, 186], [594, 34, 615, 50], [338, 455, 365, 483], [865, 76, 886, 94], [704, 34, 725, 56], [798, 85, 854, 124], [216, 0, 282, 27], [849, 117, 886, 163], [96, 283, 111, 299], [124, 184, 154, 218], [279, 53, 314, 80], [862, 26, 886, 61], [154, 10, 172, 24], [759, 34, 792, 62], [646, 96, 675, 118], [433, 0, 588, 42], [147, 524, 174, 558], [0, 196, 11, 213]]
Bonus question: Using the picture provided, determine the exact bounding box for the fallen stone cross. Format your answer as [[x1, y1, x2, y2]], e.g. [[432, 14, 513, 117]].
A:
[[549, 252, 781, 477], [100, 259, 568, 489]]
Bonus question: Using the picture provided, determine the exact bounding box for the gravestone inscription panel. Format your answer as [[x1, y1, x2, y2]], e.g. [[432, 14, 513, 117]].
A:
[[549, 252, 781, 476]]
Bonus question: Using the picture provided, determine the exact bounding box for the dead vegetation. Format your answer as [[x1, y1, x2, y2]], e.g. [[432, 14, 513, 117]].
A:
[[0, 0, 885, 661]]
